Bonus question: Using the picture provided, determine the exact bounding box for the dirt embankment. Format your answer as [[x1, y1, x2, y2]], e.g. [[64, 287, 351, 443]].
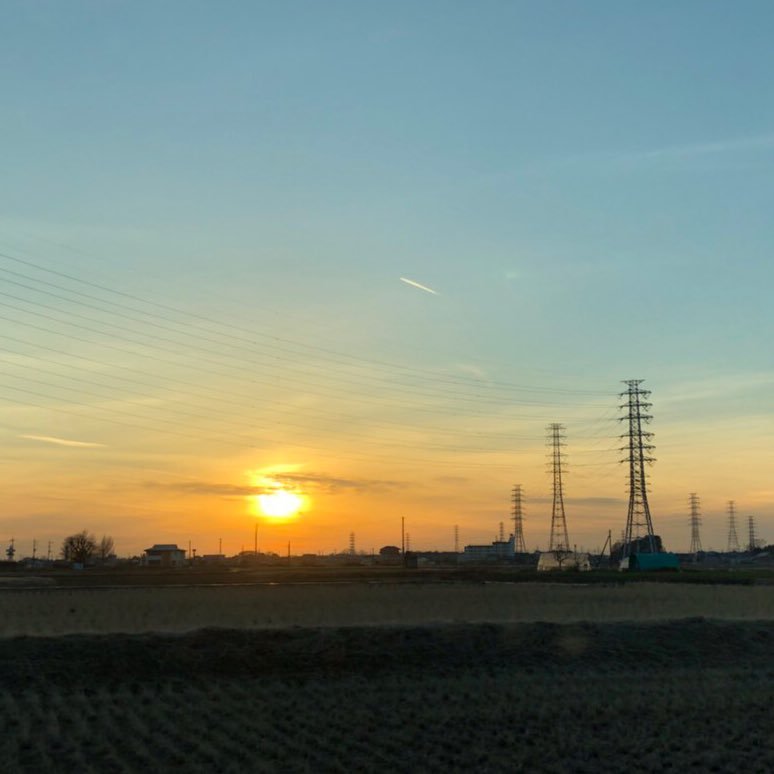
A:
[[2, 618, 772, 687]]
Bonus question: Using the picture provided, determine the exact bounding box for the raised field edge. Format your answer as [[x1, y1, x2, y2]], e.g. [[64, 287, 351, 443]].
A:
[[3, 619, 772, 688]]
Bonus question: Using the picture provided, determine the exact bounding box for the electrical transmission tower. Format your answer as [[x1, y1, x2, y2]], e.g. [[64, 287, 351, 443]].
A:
[[454, 524, 459, 554], [547, 423, 570, 553], [620, 380, 657, 557], [748, 515, 757, 553], [349, 532, 356, 555], [726, 501, 740, 552], [498, 521, 505, 542], [689, 493, 702, 554], [512, 484, 527, 553]]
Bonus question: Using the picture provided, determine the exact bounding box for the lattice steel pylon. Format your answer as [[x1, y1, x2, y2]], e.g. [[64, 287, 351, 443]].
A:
[[511, 484, 527, 553], [547, 424, 570, 553], [620, 380, 657, 557], [689, 493, 702, 554], [727, 501, 740, 552], [747, 515, 757, 553]]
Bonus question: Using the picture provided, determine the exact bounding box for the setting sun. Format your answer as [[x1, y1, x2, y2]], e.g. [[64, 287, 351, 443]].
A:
[[258, 489, 304, 519]]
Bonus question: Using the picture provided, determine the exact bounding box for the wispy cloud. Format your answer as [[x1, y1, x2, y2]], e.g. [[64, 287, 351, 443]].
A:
[[624, 133, 774, 162], [147, 472, 402, 498], [568, 496, 626, 507], [504, 133, 774, 180], [271, 471, 401, 493], [19, 434, 106, 448], [570, 133, 774, 172], [433, 475, 471, 485], [454, 363, 487, 379], [147, 481, 270, 498], [529, 496, 624, 507], [659, 371, 774, 407], [400, 277, 438, 295]]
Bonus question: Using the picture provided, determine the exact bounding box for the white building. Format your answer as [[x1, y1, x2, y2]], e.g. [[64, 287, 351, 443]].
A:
[[460, 535, 515, 562], [537, 551, 591, 572]]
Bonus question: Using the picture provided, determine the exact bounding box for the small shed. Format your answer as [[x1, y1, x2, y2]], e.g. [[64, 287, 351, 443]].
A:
[[620, 552, 679, 571]]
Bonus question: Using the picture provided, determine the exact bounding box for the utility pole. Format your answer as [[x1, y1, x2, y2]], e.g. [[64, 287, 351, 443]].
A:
[[401, 517, 405, 556], [453, 524, 459, 554], [219, 537, 222, 555], [512, 484, 527, 553], [47, 541, 52, 562], [689, 493, 702, 554], [254, 522, 258, 556], [620, 380, 657, 557], [727, 501, 740, 552], [547, 423, 570, 554], [747, 515, 757, 553]]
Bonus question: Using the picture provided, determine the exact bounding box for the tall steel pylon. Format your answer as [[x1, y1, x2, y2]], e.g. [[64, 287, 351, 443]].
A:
[[689, 493, 702, 554], [620, 380, 657, 557], [547, 423, 570, 553], [511, 484, 527, 553], [747, 515, 757, 552], [727, 501, 740, 552]]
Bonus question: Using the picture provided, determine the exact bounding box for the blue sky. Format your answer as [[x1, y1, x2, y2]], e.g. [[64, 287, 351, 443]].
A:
[[1, 1, 773, 554]]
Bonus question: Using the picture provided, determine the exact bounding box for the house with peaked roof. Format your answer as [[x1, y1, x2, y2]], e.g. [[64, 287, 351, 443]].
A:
[[142, 544, 186, 568]]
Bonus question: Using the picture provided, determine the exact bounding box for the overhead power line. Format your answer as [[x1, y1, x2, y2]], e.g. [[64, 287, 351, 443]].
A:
[[0, 247, 622, 469], [0, 250, 614, 398]]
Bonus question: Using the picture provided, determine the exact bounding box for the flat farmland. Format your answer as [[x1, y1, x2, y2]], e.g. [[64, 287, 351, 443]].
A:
[[2, 619, 774, 772], [2, 580, 774, 637], [3, 582, 774, 772]]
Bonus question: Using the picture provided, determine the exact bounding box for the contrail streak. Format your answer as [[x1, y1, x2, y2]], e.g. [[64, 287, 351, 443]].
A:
[[400, 277, 438, 295], [20, 434, 106, 448]]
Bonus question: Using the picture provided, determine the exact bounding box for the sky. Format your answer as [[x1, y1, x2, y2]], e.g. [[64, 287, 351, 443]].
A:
[[1, 1, 773, 557]]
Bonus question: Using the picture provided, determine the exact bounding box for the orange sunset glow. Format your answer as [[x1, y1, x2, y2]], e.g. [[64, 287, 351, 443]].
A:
[[1, 3, 772, 565], [5, 5, 774, 771], [257, 489, 305, 519]]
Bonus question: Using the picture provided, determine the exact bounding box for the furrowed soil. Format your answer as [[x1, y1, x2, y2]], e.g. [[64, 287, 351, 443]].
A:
[[2, 584, 774, 772]]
